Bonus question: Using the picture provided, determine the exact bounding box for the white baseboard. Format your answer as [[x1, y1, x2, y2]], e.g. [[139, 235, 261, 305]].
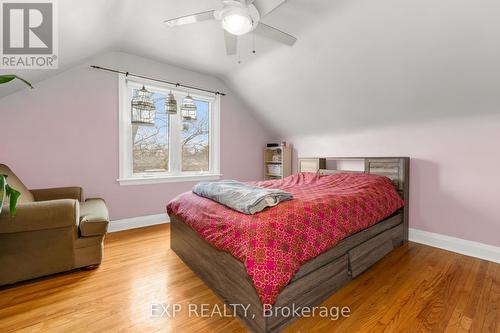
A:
[[409, 228, 500, 264], [107, 217, 500, 264], [109, 213, 170, 233]]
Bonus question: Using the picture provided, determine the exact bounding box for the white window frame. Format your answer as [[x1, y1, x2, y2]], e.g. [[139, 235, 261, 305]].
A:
[[117, 74, 221, 185]]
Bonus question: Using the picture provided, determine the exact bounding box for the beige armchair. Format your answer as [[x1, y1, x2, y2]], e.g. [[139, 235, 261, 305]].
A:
[[0, 164, 109, 286]]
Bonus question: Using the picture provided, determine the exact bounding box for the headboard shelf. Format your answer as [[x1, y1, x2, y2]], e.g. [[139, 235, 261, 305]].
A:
[[314, 157, 409, 192]]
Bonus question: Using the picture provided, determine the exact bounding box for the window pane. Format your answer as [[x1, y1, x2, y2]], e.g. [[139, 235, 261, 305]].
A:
[[133, 90, 169, 173], [182, 99, 210, 172]]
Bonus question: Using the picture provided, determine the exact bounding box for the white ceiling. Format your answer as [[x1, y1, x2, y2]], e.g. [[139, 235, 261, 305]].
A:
[[1, 0, 119, 96], [1, 0, 304, 94], [225, 0, 500, 135], [2, 0, 500, 136]]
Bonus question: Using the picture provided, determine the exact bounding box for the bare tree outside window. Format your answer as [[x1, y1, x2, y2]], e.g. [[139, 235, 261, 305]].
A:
[[120, 78, 219, 184], [131, 91, 210, 174], [133, 90, 169, 173], [182, 100, 210, 172]]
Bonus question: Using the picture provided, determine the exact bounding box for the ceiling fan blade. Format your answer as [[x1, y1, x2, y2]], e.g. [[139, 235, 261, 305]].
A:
[[224, 30, 238, 55], [252, 0, 287, 17], [164, 10, 215, 27], [253, 23, 296, 46]]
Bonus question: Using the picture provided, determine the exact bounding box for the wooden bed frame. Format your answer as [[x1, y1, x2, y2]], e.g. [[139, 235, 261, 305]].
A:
[[170, 157, 410, 333]]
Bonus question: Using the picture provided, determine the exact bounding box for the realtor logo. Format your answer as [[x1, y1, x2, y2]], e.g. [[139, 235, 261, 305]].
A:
[[1, 0, 58, 69]]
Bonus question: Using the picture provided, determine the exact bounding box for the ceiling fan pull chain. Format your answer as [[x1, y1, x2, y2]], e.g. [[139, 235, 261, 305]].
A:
[[238, 38, 242, 64], [252, 33, 256, 54]]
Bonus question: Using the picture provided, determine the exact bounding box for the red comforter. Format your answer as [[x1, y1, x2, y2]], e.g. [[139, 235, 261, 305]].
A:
[[167, 172, 404, 305]]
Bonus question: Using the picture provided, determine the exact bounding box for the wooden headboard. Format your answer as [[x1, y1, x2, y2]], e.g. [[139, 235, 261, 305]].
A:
[[318, 157, 410, 241]]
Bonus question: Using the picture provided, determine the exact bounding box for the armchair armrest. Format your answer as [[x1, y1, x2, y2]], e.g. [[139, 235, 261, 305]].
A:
[[79, 199, 109, 237], [31, 187, 83, 202], [0, 199, 79, 234]]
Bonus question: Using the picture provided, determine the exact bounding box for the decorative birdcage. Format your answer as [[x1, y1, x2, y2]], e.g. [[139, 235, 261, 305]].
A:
[[181, 93, 197, 120], [165, 91, 177, 114], [131, 85, 156, 126]]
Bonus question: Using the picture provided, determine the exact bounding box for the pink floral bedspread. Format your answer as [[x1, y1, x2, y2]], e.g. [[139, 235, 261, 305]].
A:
[[167, 172, 404, 305]]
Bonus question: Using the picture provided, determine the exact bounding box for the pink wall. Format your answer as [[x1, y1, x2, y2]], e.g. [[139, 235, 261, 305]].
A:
[[287, 113, 500, 247], [0, 52, 272, 220], [3, 53, 497, 248]]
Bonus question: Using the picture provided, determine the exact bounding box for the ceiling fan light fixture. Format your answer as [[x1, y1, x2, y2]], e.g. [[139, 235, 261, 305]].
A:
[[163, 0, 296, 56], [222, 12, 253, 36]]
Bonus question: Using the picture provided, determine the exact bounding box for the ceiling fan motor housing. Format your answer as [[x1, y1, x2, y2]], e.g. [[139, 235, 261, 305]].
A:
[[215, 0, 260, 35]]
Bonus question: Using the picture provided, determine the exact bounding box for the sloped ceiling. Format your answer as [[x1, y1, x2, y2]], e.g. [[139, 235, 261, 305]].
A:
[[2, 0, 500, 136], [0, 0, 121, 96], [225, 0, 500, 135], [1, 0, 295, 94]]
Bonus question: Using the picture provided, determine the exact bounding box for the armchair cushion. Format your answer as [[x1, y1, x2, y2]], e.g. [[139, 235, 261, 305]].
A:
[[79, 198, 109, 237], [0, 164, 34, 205], [0, 199, 79, 234], [31, 187, 83, 202]]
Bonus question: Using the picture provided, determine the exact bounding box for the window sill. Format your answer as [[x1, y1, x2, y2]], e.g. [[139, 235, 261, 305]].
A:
[[117, 173, 222, 186]]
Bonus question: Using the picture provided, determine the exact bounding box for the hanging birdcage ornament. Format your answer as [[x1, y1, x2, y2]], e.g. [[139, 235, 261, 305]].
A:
[[131, 85, 156, 126], [181, 93, 197, 121], [165, 91, 177, 114]]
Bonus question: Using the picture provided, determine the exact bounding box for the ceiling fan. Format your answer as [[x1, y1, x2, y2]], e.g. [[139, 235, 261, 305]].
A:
[[164, 0, 297, 56]]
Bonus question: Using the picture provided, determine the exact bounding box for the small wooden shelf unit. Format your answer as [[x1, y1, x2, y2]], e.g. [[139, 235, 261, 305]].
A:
[[264, 146, 292, 180]]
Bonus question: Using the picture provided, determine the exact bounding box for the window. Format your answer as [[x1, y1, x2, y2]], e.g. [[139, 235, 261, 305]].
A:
[[118, 75, 221, 185]]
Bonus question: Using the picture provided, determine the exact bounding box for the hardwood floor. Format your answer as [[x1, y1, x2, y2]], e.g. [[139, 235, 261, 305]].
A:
[[0, 224, 499, 333]]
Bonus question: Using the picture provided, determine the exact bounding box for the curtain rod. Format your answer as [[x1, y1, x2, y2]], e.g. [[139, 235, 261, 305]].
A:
[[90, 65, 226, 96]]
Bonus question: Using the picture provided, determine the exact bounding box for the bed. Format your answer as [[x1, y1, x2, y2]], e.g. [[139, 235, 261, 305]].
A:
[[167, 157, 410, 333]]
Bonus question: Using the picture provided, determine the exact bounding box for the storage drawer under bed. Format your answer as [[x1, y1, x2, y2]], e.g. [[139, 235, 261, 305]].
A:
[[269, 254, 350, 332], [348, 223, 404, 278]]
